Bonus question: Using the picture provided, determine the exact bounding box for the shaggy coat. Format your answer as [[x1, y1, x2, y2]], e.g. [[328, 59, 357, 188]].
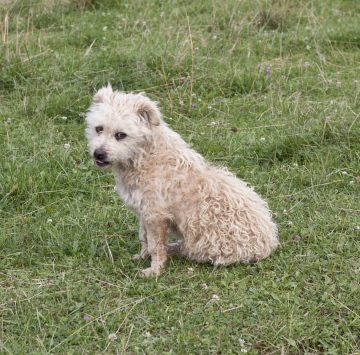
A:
[[85, 85, 279, 276]]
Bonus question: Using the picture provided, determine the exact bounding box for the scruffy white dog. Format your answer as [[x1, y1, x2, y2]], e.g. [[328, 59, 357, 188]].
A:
[[85, 85, 278, 276]]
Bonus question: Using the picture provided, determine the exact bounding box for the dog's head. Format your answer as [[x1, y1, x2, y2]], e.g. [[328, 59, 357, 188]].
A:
[[85, 85, 162, 169]]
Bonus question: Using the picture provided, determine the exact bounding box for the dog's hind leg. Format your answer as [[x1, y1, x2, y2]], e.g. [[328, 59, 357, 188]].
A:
[[131, 219, 150, 261], [141, 220, 169, 276]]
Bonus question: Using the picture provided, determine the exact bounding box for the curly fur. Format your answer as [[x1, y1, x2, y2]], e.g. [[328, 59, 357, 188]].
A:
[[85, 85, 279, 276]]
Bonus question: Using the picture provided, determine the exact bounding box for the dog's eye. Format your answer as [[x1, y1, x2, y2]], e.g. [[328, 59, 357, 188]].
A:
[[115, 132, 127, 140], [95, 126, 103, 134]]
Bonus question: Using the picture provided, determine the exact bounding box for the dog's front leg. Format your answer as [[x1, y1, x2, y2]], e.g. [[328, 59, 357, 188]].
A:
[[141, 221, 168, 277], [131, 219, 150, 261]]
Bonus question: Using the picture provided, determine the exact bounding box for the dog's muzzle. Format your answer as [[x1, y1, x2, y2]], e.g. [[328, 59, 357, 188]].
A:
[[93, 149, 110, 167]]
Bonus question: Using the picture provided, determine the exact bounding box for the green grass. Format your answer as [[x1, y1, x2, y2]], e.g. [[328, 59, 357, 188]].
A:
[[1, 0, 360, 353]]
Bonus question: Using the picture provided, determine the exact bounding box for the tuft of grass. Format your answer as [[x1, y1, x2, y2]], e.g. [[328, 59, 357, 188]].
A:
[[258, 9, 288, 31], [1, 0, 360, 354]]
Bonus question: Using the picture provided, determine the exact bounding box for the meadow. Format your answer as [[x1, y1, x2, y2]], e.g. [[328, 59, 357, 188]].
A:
[[0, 0, 360, 353]]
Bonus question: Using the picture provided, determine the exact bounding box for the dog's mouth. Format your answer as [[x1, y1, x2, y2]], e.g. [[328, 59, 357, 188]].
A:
[[95, 159, 110, 167]]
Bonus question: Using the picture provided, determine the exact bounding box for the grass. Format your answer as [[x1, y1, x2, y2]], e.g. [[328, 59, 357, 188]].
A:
[[0, 0, 360, 353]]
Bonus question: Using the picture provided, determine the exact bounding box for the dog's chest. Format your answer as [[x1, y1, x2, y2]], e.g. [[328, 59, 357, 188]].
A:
[[117, 185, 141, 211], [114, 170, 144, 214]]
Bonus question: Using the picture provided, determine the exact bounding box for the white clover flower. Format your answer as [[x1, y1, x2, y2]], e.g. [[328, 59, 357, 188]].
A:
[[212, 35, 217, 40], [208, 106, 212, 109], [283, 210, 288, 215], [144, 331, 151, 338], [304, 37, 308, 41], [47, 218, 52, 223], [239, 338, 245, 346], [61, 116, 67, 120], [108, 333, 117, 341], [293, 163, 298, 167], [212, 294, 220, 300], [241, 349, 248, 353], [328, 79, 333, 84], [260, 137, 265, 142], [201, 283, 208, 289], [160, 12, 165, 17], [188, 267, 194, 273], [118, 26, 122, 29], [134, 19, 139, 24], [64, 143, 70, 149], [142, 21, 146, 25], [342, 171, 347, 175], [330, 100, 334, 104], [355, 226, 360, 230], [198, 98, 201, 101], [305, 62, 310, 67], [103, 37, 106, 40], [305, 26, 310, 30], [192, 93, 196, 97], [103, 26, 107, 31], [288, 221, 293, 226], [122, 18, 126, 22], [306, 45, 311, 50], [210, 122, 216, 126], [354, 80, 358, 85], [195, 47, 199, 51], [180, 101, 184, 105], [350, 181, 354, 184], [337, 81, 341, 87]]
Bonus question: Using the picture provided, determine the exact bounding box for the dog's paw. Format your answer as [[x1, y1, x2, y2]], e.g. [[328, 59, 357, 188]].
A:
[[141, 267, 162, 277]]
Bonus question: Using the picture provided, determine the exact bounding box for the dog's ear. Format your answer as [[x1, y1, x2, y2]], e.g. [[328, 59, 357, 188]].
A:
[[137, 99, 161, 126], [93, 84, 114, 104]]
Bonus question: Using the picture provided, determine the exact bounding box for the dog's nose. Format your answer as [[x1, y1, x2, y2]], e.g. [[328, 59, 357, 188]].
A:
[[94, 149, 107, 160]]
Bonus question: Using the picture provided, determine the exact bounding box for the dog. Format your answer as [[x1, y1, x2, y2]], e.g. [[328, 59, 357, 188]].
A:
[[85, 85, 279, 276]]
